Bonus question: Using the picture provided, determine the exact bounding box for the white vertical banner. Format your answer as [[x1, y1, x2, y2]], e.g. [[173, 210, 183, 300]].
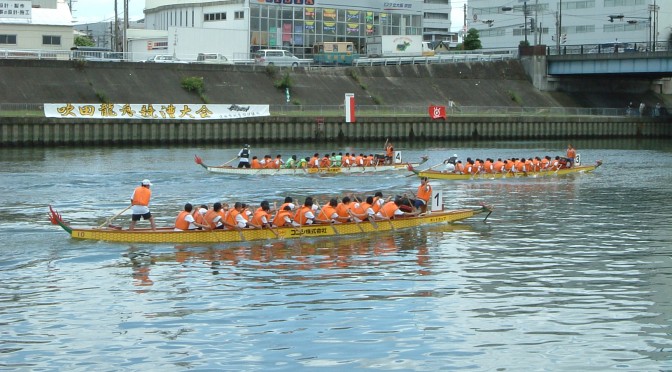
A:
[[344, 93, 355, 123], [430, 189, 443, 212], [394, 150, 402, 164]]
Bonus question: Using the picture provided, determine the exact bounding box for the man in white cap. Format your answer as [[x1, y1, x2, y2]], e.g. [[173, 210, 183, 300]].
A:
[[237, 144, 251, 168], [129, 179, 156, 230]]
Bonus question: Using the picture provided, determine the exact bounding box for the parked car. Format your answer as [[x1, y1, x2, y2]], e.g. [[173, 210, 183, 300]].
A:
[[254, 49, 300, 67], [195, 53, 233, 65], [145, 55, 187, 63]]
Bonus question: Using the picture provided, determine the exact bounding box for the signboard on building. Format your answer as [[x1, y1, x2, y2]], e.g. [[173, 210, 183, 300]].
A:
[[0, 0, 31, 19]]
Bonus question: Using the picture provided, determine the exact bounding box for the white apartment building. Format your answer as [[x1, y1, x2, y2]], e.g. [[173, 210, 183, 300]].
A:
[[135, 0, 455, 60], [469, 0, 669, 50], [0, 0, 73, 53]]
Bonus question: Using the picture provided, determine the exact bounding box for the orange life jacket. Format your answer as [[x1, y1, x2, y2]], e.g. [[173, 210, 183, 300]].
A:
[[567, 148, 576, 159], [483, 160, 493, 173], [251, 208, 271, 226], [319, 157, 331, 167], [273, 209, 293, 227], [294, 206, 313, 225], [318, 205, 337, 221], [192, 210, 206, 225], [354, 155, 363, 166], [224, 208, 240, 229], [379, 201, 399, 219], [251, 159, 262, 169], [493, 160, 504, 172], [204, 209, 219, 229], [132, 186, 151, 206], [174, 211, 190, 230], [371, 197, 383, 213], [335, 202, 352, 219], [417, 183, 432, 203]]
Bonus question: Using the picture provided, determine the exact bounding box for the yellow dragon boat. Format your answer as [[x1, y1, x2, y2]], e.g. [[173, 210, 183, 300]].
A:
[[48, 204, 491, 244], [409, 160, 602, 180]]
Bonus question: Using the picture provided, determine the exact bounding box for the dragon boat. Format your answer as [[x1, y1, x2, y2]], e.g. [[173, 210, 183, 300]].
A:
[[194, 154, 427, 175], [48, 204, 491, 244], [409, 160, 602, 180]]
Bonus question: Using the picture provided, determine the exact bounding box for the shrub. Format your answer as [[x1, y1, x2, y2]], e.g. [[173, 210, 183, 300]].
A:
[[181, 76, 204, 95], [274, 72, 293, 90]]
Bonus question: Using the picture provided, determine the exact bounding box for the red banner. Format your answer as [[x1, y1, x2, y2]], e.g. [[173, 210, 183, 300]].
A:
[[428, 105, 446, 120]]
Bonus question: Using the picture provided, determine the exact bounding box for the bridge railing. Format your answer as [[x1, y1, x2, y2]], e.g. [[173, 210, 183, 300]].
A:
[[547, 41, 670, 56]]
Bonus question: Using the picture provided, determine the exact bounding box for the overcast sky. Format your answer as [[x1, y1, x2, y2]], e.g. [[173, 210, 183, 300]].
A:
[[72, 0, 145, 24], [72, 0, 466, 32]]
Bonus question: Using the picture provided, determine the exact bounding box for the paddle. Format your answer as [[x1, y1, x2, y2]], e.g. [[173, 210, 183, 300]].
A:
[[221, 156, 238, 166], [406, 161, 441, 177], [97, 205, 132, 228]]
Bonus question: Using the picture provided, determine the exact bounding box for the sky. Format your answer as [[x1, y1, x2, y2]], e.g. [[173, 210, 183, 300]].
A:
[[72, 0, 467, 32], [72, 0, 145, 24]]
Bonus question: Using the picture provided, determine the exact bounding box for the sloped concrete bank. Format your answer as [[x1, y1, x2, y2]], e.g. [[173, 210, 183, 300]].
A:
[[2, 115, 669, 147]]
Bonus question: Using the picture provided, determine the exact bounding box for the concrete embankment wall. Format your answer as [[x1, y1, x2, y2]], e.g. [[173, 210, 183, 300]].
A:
[[2, 116, 669, 147]]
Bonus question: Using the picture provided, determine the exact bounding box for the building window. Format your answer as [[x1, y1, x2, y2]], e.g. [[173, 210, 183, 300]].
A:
[[235, 11, 244, 20], [424, 12, 449, 20], [42, 35, 61, 45], [204, 12, 226, 21], [0, 34, 17, 44]]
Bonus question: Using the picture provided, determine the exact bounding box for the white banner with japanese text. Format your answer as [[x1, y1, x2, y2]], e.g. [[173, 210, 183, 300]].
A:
[[44, 103, 270, 120]]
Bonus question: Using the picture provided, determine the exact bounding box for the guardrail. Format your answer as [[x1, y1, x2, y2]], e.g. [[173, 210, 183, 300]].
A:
[[546, 41, 670, 56], [2, 103, 666, 118], [353, 51, 517, 67]]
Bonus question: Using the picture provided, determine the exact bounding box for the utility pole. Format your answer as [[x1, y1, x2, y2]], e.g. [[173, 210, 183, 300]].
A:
[[463, 3, 467, 47], [114, 0, 119, 52], [523, 1, 528, 44]]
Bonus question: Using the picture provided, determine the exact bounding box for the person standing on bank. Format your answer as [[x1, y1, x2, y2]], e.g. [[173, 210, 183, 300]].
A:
[[130, 179, 156, 231], [237, 144, 251, 168]]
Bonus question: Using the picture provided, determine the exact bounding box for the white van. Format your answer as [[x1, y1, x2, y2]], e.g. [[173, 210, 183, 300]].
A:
[[254, 49, 300, 67], [196, 53, 233, 64]]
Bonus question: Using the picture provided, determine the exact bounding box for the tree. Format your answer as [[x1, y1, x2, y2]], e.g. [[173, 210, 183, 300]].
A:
[[74, 35, 95, 47], [463, 28, 482, 50]]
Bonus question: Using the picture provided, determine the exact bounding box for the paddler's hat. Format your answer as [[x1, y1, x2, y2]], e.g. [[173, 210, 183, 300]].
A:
[[142, 179, 152, 186], [244, 144, 249, 148]]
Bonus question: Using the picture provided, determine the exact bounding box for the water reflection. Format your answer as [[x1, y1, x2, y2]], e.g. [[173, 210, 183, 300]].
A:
[[121, 224, 474, 282]]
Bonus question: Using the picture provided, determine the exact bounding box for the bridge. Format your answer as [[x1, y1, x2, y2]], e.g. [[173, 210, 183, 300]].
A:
[[545, 42, 672, 77]]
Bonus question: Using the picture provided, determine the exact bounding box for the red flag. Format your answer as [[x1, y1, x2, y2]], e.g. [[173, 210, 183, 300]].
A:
[[428, 105, 446, 120]]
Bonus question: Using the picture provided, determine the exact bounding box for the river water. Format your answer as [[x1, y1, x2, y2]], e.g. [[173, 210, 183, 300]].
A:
[[1, 139, 671, 371]]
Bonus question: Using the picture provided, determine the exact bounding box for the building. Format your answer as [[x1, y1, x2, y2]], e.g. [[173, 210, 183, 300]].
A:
[[0, 0, 73, 56], [469, 0, 669, 50], [132, 0, 456, 61]]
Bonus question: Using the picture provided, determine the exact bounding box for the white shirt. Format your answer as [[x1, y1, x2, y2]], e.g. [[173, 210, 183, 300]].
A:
[[234, 213, 247, 228]]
